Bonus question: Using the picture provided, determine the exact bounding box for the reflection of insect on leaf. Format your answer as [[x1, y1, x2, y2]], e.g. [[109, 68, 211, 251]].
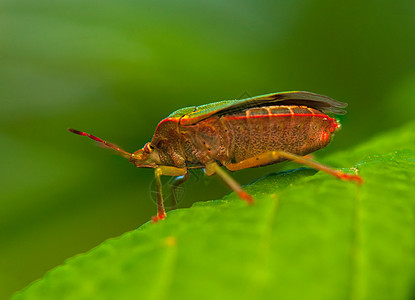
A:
[[149, 176, 186, 209], [189, 169, 203, 184]]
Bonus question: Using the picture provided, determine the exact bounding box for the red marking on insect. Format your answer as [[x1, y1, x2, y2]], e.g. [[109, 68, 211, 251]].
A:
[[69, 91, 362, 222], [69, 128, 131, 158], [69, 128, 103, 143], [329, 122, 340, 133], [68, 128, 87, 136], [321, 131, 330, 143], [225, 113, 335, 121], [153, 117, 177, 133]]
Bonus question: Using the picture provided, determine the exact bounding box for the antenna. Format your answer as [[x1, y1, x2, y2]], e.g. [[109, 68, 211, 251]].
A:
[[68, 128, 132, 159]]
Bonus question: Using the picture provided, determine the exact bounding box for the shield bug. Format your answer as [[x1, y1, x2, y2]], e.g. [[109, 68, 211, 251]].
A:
[[69, 91, 362, 222]]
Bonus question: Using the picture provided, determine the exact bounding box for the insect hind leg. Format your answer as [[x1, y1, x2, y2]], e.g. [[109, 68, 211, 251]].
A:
[[226, 150, 363, 184]]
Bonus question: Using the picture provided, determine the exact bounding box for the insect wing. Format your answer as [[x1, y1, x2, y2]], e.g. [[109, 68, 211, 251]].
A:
[[180, 91, 347, 126], [236, 91, 348, 114]]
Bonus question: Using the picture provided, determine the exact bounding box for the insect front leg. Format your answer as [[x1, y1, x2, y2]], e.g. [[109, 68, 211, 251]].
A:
[[153, 166, 188, 222], [205, 162, 254, 204], [226, 150, 363, 183]]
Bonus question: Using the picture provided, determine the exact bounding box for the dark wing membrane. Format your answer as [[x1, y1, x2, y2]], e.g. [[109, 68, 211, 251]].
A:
[[180, 91, 347, 126], [216, 91, 347, 116]]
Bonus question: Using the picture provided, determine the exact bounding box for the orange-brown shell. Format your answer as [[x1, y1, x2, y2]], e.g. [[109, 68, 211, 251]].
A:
[[150, 105, 339, 168]]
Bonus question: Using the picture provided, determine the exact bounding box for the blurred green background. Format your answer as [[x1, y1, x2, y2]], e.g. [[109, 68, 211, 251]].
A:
[[1, 0, 415, 298]]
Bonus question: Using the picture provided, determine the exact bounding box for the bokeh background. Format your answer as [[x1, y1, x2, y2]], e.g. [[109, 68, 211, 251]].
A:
[[1, 0, 415, 298]]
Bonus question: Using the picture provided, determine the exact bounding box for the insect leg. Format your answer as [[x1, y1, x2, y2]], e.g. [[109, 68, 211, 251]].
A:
[[226, 151, 362, 184], [153, 166, 188, 222], [171, 172, 190, 210], [205, 162, 254, 204]]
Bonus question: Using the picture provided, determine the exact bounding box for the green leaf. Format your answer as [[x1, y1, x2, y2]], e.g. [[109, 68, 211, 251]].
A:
[[12, 121, 415, 300]]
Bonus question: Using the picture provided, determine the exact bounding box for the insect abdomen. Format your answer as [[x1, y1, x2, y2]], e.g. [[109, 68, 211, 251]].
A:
[[222, 105, 339, 164]]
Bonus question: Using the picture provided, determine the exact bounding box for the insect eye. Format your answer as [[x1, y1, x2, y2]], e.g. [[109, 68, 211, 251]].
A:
[[144, 143, 153, 153]]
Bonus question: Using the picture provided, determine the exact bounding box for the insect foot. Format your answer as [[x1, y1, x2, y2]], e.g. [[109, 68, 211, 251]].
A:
[[152, 212, 167, 223], [335, 171, 364, 185], [238, 190, 254, 205]]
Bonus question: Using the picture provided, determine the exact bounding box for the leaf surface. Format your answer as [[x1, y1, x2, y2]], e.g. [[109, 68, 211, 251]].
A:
[[12, 122, 415, 300]]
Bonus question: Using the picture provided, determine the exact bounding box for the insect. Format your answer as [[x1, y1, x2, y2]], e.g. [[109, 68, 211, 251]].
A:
[[69, 91, 362, 222]]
